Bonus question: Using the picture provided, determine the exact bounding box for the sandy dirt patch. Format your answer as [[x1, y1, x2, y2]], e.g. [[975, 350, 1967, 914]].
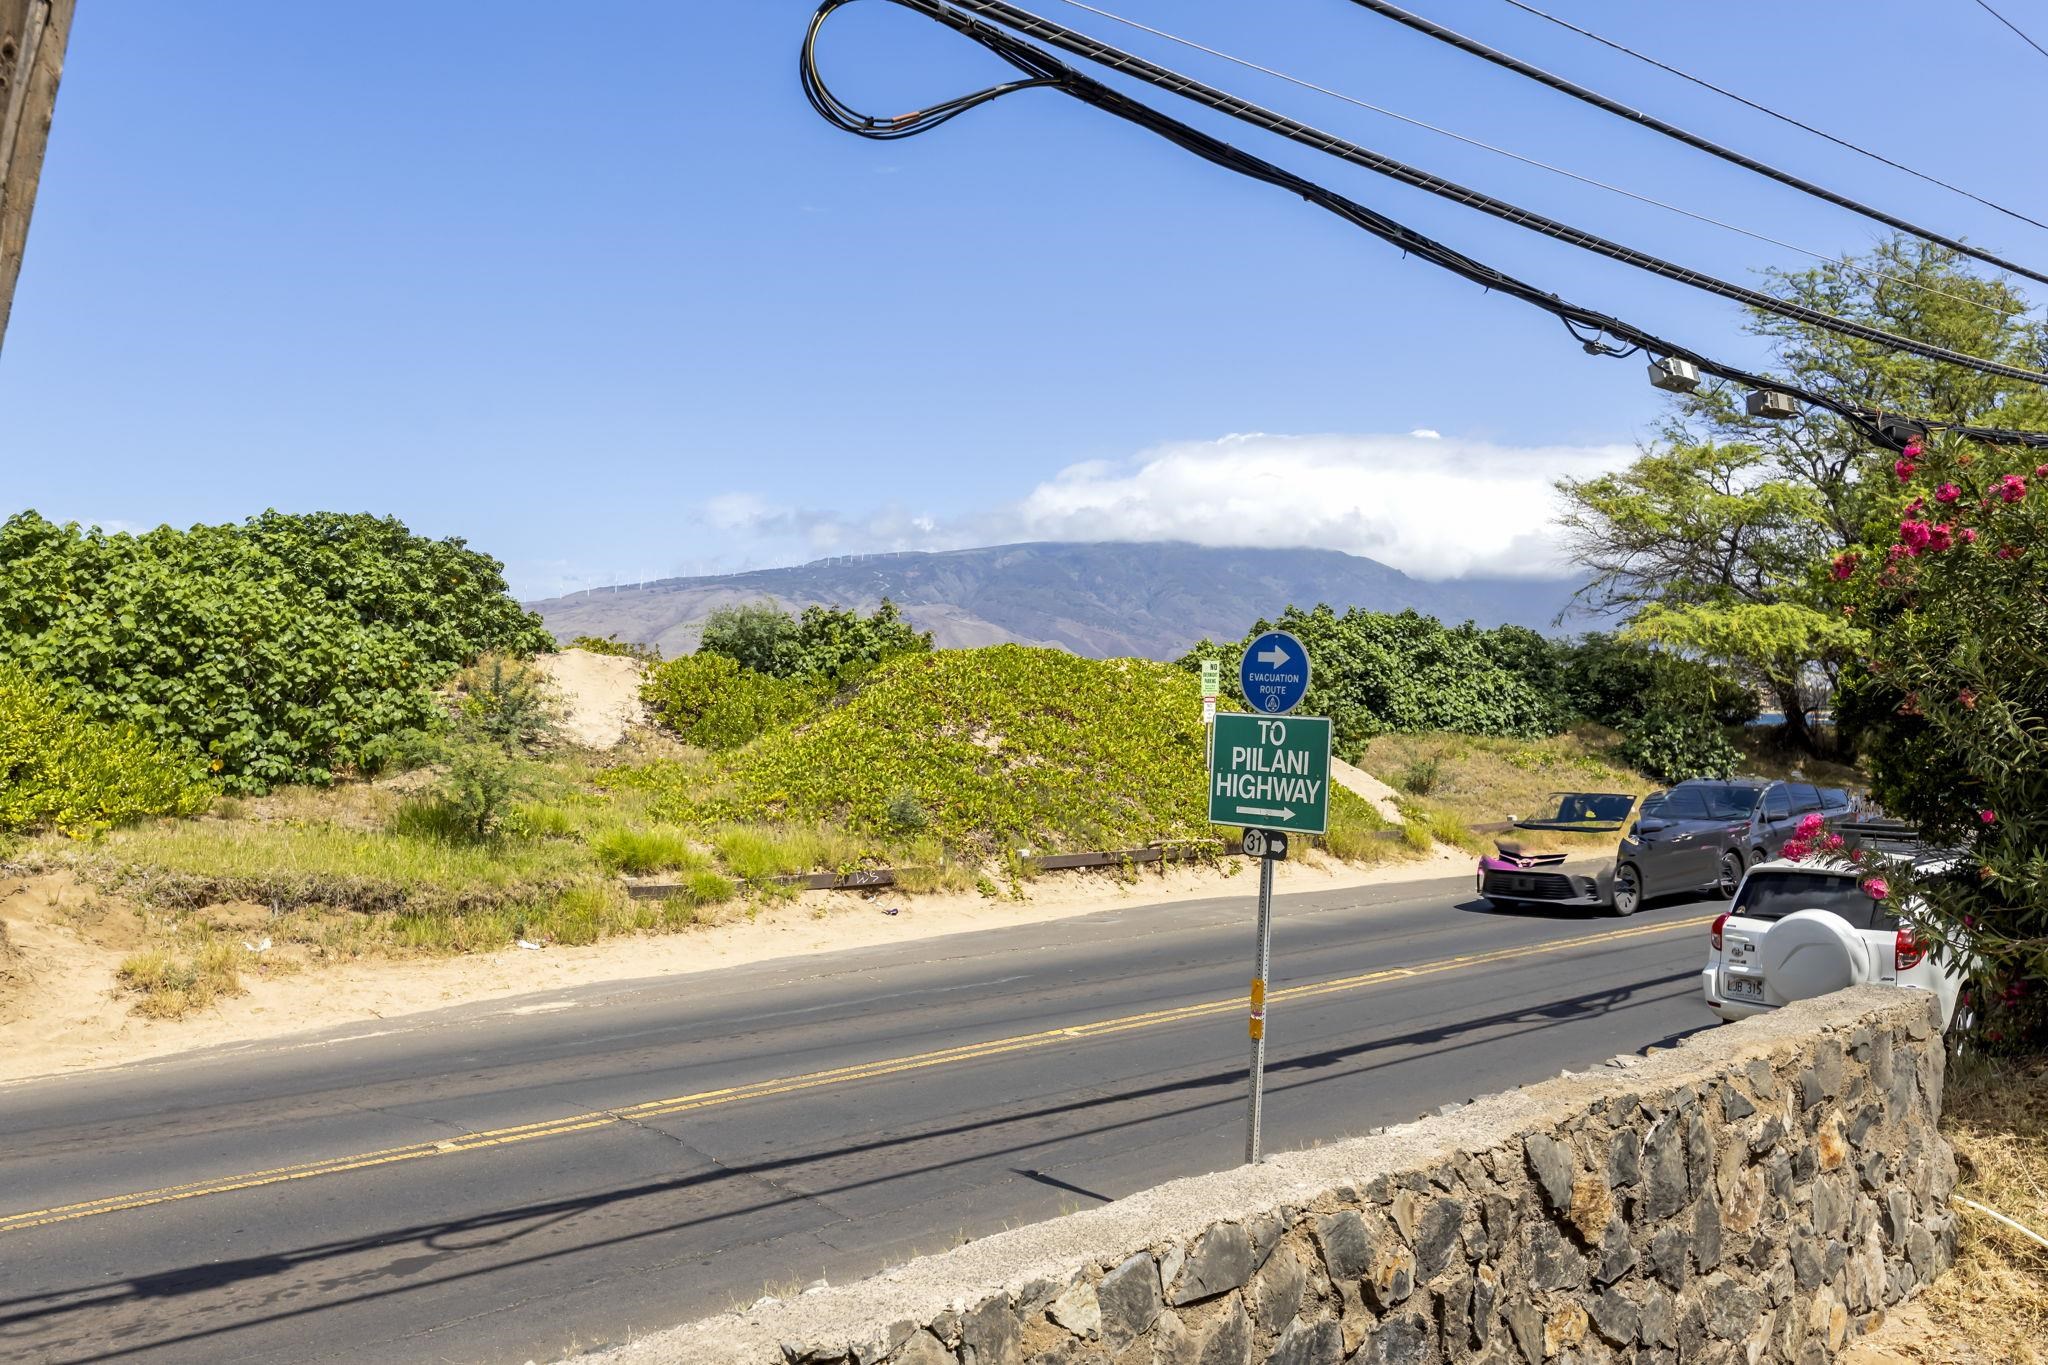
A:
[[538, 647, 647, 749], [0, 848, 1471, 1086], [1838, 1301, 1990, 1364], [1332, 756, 1404, 822]]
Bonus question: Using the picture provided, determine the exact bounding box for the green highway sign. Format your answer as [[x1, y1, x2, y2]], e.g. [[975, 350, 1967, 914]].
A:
[[1208, 712, 1331, 835]]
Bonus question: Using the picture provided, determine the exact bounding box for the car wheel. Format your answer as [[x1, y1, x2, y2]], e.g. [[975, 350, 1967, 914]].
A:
[[1611, 864, 1642, 917], [1716, 850, 1744, 899], [1945, 995, 1979, 1057]]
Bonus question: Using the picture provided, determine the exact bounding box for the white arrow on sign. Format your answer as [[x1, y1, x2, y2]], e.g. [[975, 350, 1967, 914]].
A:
[[1236, 805, 1295, 819], [1255, 645, 1291, 668]]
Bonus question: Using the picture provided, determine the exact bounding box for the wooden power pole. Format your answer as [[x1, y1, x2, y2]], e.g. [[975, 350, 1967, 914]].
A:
[[0, 0, 75, 358]]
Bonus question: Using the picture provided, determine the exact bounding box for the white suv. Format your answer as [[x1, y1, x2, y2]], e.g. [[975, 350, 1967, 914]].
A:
[[1700, 840, 1969, 1032]]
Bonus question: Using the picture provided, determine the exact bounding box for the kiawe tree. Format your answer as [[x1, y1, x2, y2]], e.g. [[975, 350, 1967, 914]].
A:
[[1558, 238, 2048, 755]]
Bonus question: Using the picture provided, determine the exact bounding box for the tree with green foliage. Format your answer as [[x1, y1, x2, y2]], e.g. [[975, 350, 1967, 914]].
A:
[[0, 510, 552, 790], [697, 598, 931, 685], [696, 602, 802, 676], [1184, 606, 1564, 754], [1558, 239, 2047, 755]]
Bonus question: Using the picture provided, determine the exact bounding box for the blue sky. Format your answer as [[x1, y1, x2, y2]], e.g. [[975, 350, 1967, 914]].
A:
[[4, 1, 2043, 598]]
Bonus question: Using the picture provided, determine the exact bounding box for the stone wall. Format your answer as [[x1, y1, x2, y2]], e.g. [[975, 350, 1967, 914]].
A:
[[588, 989, 1956, 1365]]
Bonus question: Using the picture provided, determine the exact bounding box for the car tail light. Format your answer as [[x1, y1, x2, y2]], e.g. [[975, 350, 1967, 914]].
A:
[[1895, 928, 1928, 971], [1711, 913, 1728, 951]]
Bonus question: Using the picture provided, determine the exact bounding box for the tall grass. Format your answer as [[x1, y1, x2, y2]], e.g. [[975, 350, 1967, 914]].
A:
[[589, 826, 705, 875]]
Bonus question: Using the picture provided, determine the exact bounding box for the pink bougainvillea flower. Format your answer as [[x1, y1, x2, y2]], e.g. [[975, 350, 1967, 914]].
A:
[[1997, 545, 2023, 560], [1779, 837, 1812, 862], [1980, 808, 1997, 824], [2036, 463, 2048, 478], [1960, 527, 1979, 544], [1796, 812, 1826, 840], [1830, 552, 1859, 581], [1849, 848, 1866, 863], [1861, 876, 1891, 900], [1899, 519, 1933, 553], [1895, 458, 1918, 481], [1935, 482, 1962, 503], [1927, 524, 1954, 552], [1902, 441, 1924, 459], [1904, 497, 1926, 516], [1822, 833, 1845, 852], [1997, 474, 2028, 503]]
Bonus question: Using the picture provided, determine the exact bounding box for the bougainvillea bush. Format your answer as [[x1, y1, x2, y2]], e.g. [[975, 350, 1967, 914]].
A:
[[0, 511, 553, 792], [1835, 439, 2048, 1046]]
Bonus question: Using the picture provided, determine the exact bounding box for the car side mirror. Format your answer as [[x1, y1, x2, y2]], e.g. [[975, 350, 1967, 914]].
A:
[[1637, 817, 1671, 835]]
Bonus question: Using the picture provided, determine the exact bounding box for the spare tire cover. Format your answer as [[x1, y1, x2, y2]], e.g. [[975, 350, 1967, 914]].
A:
[[1759, 909, 1873, 1006]]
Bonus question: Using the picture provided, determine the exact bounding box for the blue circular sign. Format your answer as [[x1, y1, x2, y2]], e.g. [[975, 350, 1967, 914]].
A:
[[1239, 630, 1311, 715]]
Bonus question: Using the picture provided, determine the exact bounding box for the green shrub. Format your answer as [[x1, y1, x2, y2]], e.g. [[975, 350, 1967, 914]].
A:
[[0, 510, 551, 790], [1395, 756, 1442, 796], [395, 742, 532, 843], [453, 653, 560, 747], [0, 663, 212, 835], [589, 826, 704, 875], [884, 792, 930, 833], [1617, 713, 1740, 784], [641, 652, 824, 750]]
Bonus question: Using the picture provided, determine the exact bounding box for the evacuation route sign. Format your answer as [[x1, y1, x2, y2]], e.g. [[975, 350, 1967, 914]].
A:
[[1208, 712, 1332, 835]]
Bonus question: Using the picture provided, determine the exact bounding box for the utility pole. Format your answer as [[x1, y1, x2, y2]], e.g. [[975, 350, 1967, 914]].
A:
[[0, 0, 76, 357]]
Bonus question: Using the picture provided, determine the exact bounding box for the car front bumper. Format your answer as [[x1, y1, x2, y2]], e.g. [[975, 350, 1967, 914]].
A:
[[1477, 859, 1612, 907]]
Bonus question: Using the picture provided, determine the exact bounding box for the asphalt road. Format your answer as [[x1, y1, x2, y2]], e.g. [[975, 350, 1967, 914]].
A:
[[0, 873, 1727, 1365]]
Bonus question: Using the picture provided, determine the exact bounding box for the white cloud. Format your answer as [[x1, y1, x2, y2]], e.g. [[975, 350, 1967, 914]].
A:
[[604, 429, 1637, 600], [1008, 431, 1634, 579]]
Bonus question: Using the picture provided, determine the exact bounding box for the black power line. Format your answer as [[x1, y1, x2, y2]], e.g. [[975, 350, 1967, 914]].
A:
[[1969, 0, 2048, 62], [1498, 0, 2048, 235], [1338, 0, 2048, 288], [800, 0, 2048, 450], [809, 0, 2048, 388]]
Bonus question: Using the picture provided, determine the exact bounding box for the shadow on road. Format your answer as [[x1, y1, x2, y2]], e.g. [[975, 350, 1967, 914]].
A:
[[0, 970, 1708, 1362]]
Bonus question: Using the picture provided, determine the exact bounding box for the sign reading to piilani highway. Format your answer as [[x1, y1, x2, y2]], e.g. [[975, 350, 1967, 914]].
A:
[[1208, 712, 1331, 835]]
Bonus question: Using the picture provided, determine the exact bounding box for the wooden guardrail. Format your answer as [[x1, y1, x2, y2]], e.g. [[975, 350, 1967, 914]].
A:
[[621, 839, 1242, 900]]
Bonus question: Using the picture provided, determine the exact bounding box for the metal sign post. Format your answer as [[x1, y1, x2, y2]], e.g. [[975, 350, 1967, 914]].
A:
[[1210, 632, 1319, 1165], [1239, 828, 1286, 1163]]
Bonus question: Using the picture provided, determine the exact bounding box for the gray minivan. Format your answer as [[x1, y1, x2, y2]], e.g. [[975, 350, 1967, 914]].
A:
[[1615, 779, 1857, 913]]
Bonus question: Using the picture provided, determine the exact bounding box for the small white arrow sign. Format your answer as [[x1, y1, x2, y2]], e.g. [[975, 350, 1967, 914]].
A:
[[1236, 805, 1295, 819], [1255, 645, 1291, 668]]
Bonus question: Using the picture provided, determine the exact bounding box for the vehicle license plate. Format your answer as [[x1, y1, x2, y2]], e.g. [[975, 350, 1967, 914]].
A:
[[1724, 975, 1764, 1001]]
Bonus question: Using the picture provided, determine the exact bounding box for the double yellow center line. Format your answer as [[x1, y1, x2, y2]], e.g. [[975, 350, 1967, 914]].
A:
[[0, 914, 1707, 1235]]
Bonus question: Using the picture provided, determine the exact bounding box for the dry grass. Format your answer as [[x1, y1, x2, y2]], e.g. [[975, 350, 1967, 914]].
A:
[[1732, 726, 1865, 788], [116, 931, 249, 1018], [1361, 727, 1653, 832], [1924, 1054, 2048, 1364]]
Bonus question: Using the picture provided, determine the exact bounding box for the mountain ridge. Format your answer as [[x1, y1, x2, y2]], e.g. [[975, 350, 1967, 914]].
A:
[[526, 541, 1589, 661]]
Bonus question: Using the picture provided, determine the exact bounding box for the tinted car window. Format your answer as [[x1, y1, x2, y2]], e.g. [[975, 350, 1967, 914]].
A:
[[1733, 871, 1888, 927], [1820, 788, 1852, 812], [1523, 792, 1636, 826], [1677, 782, 1759, 819], [1659, 788, 1709, 820], [1790, 784, 1823, 813], [1765, 787, 1792, 818]]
